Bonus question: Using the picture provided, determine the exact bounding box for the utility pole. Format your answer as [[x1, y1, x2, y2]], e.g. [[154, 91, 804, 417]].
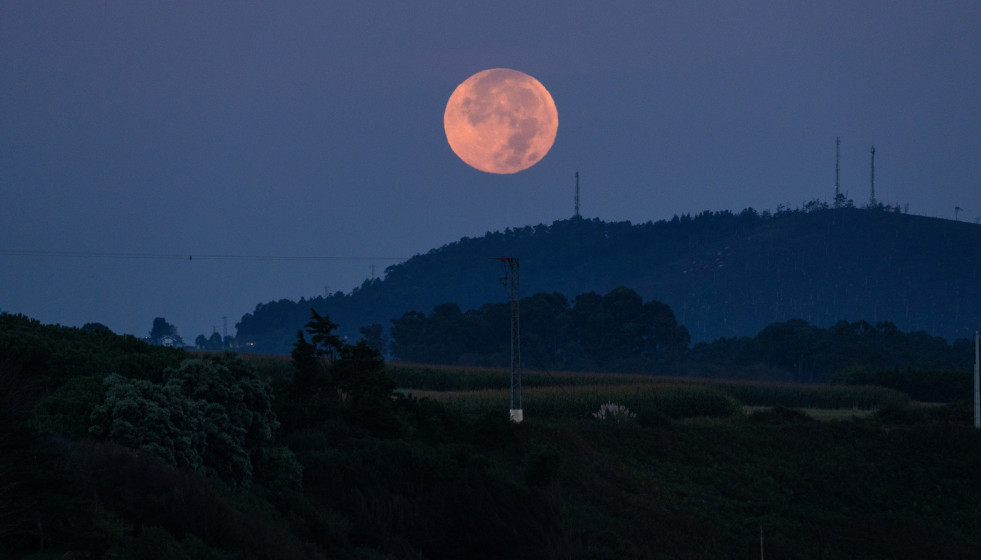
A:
[[222, 316, 228, 348], [499, 258, 522, 422]]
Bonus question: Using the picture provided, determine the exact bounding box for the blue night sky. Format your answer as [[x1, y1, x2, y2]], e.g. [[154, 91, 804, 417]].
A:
[[2, 1, 980, 340]]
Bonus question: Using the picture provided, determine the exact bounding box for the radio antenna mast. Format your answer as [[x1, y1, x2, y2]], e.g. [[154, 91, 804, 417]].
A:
[[869, 145, 877, 207], [834, 137, 841, 206], [574, 171, 581, 219], [499, 257, 522, 422]]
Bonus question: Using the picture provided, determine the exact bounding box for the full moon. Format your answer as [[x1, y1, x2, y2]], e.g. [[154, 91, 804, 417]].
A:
[[444, 68, 558, 174]]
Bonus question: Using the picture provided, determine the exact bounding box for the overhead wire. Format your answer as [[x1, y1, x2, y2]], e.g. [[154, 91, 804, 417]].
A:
[[0, 249, 408, 262]]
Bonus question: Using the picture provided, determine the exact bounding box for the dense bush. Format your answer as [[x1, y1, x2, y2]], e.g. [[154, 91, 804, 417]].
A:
[[832, 365, 971, 403], [88, 373, 210, 472], [708, 379, 909, 410], [82, 353, 296, 488]]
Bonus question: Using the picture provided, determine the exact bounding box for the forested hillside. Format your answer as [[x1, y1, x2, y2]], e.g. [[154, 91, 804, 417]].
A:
[[235, 206, 981, 354]]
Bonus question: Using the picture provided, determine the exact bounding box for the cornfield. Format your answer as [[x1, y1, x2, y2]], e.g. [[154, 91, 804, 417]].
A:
[[387, 363, 909, 418]]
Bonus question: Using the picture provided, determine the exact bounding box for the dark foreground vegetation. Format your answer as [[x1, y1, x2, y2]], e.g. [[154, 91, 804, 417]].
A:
[[4, 312, 981, 559]]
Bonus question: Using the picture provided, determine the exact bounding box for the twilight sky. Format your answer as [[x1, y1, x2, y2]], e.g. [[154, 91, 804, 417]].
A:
[[2, 1, 980, 340]]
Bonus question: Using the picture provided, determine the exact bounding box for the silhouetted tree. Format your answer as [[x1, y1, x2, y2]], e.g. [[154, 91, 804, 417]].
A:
[[389, 311, 430, 362], [149, 317, 182, 347], [304, 309, 342, 362], [81, 322, 112, 334], [333, 340, 393, 406], [359, 323, 386, 354]]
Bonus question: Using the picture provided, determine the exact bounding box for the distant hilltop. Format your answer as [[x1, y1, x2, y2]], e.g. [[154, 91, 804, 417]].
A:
[[235, 206, 981, 354]]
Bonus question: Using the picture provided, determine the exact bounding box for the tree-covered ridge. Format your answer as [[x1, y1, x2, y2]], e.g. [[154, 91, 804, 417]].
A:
[[2, 311, 401, 557], [235, 207, 981, 354], [0, 313, 188, 387], [4, 312, 299, 491]]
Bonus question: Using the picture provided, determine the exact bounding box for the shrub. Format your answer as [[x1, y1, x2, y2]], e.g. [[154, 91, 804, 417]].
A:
[[748, 406, 814, 424], [132, 525, 189, 560], [254, 445, 304, 492], [874, 402, 927, 424], [592, 402, 637, 423]]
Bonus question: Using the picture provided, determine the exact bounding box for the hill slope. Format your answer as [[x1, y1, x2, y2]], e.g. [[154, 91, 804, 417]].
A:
[[236, 207, 981, 353], [6, 315, 981, 558]]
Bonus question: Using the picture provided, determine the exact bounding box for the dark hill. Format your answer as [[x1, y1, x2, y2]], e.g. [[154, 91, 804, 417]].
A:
[[236, 207, 981, 354]]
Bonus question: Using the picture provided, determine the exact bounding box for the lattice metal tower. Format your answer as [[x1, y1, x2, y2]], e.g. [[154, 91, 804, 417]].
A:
[[869, 145, 877, 207], [574, 171, 581, 219], [834, 137, 841, 206], [499, 258, 522, 422]]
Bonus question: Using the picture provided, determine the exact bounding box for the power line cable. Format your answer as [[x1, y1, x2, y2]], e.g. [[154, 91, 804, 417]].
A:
[[0, 249, 408, 262]]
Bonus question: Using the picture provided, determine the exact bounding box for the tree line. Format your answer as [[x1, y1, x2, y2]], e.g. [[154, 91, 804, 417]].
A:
[[384, 287, 975, 399], [389, 286, 690, 373]]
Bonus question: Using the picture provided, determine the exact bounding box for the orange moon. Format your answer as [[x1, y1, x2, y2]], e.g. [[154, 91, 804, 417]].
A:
[[444, 68, 558, 174]]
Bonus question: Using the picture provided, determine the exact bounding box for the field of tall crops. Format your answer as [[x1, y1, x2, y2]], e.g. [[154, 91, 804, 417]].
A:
[[386, 362, 909, 420], [404, 383, 743, 420], [242, 357, 910, 420]]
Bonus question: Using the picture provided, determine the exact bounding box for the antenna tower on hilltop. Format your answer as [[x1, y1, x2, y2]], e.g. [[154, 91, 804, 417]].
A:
[[869, 145, 877, 207], [499, 258, 522, 423], [834, 137, 841, 205], [574, 171, 581, 219]]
